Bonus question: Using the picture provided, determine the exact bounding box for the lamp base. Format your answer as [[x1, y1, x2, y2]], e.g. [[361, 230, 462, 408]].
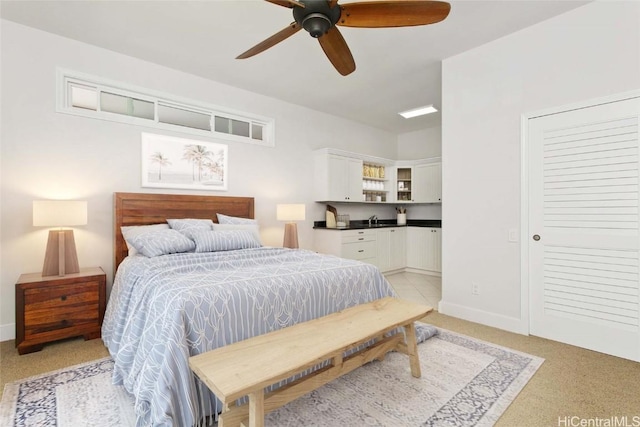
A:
[[283, 223, 299, 249], [42, 230, 80, 277]]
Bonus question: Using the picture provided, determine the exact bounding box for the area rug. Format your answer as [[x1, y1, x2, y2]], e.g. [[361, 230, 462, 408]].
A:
[[1, 328, 544, 427]]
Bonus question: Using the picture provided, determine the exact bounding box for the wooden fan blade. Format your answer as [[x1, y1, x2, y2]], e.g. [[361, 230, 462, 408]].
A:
[[318, 27, 356, 76], [338, 1, 451, 27], [265, 0, 305, 8], [237, 22, 301, 59]]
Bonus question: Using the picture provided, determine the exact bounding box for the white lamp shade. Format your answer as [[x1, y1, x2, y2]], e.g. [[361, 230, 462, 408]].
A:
[[277, 204, 306, 222], [33, 200, 88, 227]]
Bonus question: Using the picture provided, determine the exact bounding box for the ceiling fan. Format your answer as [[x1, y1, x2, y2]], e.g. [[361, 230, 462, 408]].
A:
[[237, 0, 451, 76]]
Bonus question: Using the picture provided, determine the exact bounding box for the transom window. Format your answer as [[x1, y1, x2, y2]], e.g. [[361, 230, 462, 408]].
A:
[[57, 69, 274, 146]]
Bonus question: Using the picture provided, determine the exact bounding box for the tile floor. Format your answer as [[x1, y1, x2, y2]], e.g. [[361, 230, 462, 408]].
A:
[[384, 271, 442, 309]]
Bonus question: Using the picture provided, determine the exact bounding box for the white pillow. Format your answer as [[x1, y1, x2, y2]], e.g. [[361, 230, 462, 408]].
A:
[[129, 229, 196, 257], [167, 218, 214, 239], [216, 213, 257, 225], [191, 230, 261, 253], [167, 218, 214, 231], [212, 223, 262, 245], [121, 223, 169, 256]]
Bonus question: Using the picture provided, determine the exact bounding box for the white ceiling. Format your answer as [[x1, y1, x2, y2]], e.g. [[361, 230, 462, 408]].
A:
[[1, 0, 588, 134]]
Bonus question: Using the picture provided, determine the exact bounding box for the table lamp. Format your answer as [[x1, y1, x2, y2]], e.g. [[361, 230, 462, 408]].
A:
[[276, 204, 305, 249], [33, 200, 87, 276]]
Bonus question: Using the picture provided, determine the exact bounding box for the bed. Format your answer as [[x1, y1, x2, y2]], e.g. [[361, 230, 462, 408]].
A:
[[102, 192, 403, 426]]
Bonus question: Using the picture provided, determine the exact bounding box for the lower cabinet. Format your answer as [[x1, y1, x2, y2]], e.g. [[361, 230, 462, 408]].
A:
[[314, 226, 441, 274], [314, 229, 377, 266], [377, 228, 406, 272], [406, 227, 441, 273]]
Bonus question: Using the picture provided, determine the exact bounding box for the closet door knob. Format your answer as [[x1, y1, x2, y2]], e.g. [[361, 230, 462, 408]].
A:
[[532, 234, 541, 241]]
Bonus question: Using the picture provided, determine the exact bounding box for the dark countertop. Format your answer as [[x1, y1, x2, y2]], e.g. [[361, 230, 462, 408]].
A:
[[313, 219, 441, 230]]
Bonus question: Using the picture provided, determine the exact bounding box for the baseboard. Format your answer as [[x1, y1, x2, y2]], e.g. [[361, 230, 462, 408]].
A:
[[404, 268, 441, 277], [382, 268, 405, 276], [438, 300, 528, 335], [0, 323, 15, 342], [383, 268, 441, 277]]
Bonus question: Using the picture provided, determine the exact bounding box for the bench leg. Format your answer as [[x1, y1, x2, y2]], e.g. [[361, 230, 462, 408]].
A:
[[248, 390, 265, 427], [403, 322, 421, 378]]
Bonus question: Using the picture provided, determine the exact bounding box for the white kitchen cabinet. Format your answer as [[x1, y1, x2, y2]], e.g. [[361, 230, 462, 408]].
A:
[[396, 167, 413, 202], [314, 153, 363, 202], [377, 227, 406, 272], [313, 148, 440, 205], [413, 162, 442, 203], [406, 227, 441, 273], [314, 229, 377, 266], [315, 226, 440, 274]]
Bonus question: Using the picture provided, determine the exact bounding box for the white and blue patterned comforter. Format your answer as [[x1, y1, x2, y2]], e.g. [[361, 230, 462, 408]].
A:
[[102, 247, 396, 427]]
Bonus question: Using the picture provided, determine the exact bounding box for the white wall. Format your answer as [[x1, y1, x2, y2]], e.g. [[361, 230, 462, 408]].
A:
[[397, 126, 442, 160], [0, 21, 400, 339], [396, 127, 443, 220], [0, 18, 4, 340], [441, 1, 640, 332]]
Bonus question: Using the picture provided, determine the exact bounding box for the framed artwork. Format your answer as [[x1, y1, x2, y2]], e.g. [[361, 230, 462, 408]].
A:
[[141, 132, 228, 191]]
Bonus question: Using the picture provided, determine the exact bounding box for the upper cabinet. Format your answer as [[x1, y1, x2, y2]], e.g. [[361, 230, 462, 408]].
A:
[[396, 167, 413, 202], [413, 162, 442, 203], [315, 152, 363, 202], [362, 162, 389, 203], [395, 159, 441, 203], [314, 148, 440, 204]]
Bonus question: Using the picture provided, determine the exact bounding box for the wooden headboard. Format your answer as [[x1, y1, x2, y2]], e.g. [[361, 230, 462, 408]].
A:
[[114, 192, 255, 271]]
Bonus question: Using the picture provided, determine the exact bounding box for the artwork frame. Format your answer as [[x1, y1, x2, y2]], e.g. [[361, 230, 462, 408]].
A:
[[141, 132, 228, 191]]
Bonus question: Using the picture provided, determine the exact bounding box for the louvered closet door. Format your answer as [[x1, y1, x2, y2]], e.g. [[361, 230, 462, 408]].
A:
[[529, 96, 640, 362]]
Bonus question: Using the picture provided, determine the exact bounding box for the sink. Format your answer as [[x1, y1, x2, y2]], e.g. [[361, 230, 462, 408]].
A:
[[345, 223, 391, 229]]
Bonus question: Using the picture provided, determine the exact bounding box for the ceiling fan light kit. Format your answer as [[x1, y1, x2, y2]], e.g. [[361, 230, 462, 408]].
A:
[[301, 14, 332, 37], [296, 3, 341, 38], [238, 0, 451, 76]]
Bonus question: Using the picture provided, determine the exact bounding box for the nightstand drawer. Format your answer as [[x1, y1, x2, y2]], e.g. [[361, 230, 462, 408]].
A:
[[24, 282, 100, 309], [24, 302, 100, 336], [24, 282, 100, 332]]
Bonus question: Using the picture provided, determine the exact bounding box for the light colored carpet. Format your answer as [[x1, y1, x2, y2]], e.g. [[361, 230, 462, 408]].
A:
[[1, 329, 543, 427]]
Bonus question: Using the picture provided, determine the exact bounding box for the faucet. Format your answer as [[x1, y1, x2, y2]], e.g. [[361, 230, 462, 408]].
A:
[[368, 215, 378, 227]]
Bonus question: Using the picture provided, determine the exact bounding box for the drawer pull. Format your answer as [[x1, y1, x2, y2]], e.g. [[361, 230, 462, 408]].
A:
[[358, 231, 364, 234], [61, 295, 67, 301], [358, 250, 364, 253], [358, 238, 364, 241]]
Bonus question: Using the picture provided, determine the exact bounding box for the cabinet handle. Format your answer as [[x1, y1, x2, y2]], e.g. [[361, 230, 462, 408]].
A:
[[61, 295, 67, 301], [358, 250, 364, 253], [358, 238, 364, 241], [391, 230, 395, 233]]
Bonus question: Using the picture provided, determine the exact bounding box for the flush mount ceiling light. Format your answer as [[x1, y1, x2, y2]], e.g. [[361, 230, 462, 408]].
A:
[[399, 105, 439, 119]]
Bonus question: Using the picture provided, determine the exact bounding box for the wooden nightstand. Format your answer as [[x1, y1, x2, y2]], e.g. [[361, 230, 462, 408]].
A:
[[15, 267, 106, 355]]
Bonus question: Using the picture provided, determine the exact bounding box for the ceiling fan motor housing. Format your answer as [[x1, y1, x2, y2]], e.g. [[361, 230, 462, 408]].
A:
[[293, 1, 341, 38]]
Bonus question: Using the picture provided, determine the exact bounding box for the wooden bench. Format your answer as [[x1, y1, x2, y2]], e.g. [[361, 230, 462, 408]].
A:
[[189, 297, 432, 427]]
